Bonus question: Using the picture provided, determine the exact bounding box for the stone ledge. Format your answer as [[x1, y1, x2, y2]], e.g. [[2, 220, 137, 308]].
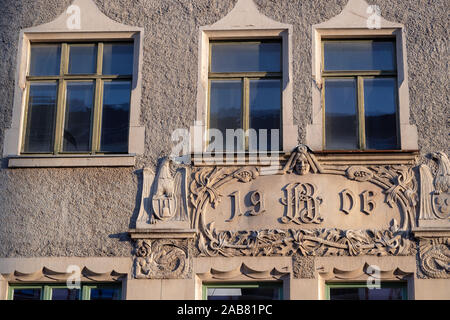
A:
[[412, 227, 450, 238], [191, 150, 419, 166], [7, 154, 136, 168], [315, 150, 419, 165], [129, 228, 197, 239]]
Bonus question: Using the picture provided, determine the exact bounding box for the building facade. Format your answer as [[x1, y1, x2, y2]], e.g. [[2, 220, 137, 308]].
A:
[[0, 0, 448, 300]]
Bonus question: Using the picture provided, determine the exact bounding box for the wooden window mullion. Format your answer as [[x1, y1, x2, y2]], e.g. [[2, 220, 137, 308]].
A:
[[243, 77, 250, 150], [53, 43, 68, 154], [92, 78, 103, 154], [357, 76, 366, 150]]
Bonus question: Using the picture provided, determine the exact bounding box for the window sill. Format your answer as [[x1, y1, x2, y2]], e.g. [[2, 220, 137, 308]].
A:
[[191, 149, 419, 167], [192, 151, 286, 167], [314, 150, 419, 165], [7, 154, 136, 168]]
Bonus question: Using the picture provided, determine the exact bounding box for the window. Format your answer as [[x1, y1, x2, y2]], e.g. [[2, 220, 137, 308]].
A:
[[203, 282, 282, 300], [8, 283, 122, 300], [327, 282, 407, 300], [322, 39, 399, 150], [22, 42, 133, 155], [208, 40, 282, 152]]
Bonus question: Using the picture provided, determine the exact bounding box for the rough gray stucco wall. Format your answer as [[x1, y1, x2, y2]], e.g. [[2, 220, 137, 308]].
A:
[[0, 0, 448, 257]]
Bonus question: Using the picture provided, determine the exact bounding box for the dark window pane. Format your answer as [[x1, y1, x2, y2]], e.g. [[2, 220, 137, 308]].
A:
[[12, 288, 41, 300], [23, 82, 57, 152], [209, 80, 243, 151], [207, 286, 281, 300], [211, 42, 281, 73], [51, 288, 80, 300], [63, 82, 94, 152], [249, 79, 281, 151], [330, 286, 405, 300], [90, 287, 121, 300], [102, 43, 134, 75], [68, 44, 97, 74], [325, 79, 358, 150], [364, 78, 398, 150], [29, 44, 61, 76], [100, 81, 131, 153], [324, 41, 395, 71]]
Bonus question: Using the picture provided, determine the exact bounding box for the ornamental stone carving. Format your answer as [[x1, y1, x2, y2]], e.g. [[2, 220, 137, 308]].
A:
[[418, 238, 450, 279], [292, 255, 315, 279], [136, 157, 190, 228], [280, 183, 324, 225], [134, 239, 192, 279], [418, 152, 450, 226], [129, 148, 450, 279], [197, 218, 414, 257]]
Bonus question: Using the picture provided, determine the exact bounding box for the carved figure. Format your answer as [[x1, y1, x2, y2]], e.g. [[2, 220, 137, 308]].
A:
[[154, 158, 175, 198], [431, 152, 450, 195], [419, 152, 450, 220], [136, 157, 190, 225]]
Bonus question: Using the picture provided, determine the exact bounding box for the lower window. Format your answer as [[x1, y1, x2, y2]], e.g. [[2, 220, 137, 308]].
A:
[[8, 283, 121, 300], [203, 282, 282, 300], [327, 282, 407, 300]]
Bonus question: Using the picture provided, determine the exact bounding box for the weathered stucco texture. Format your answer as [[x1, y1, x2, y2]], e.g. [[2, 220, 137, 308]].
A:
[[0, 0, 448, 257]]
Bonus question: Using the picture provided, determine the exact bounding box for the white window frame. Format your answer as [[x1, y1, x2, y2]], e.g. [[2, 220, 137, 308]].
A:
[[193, 0, 297, 161], [3, 0, 145, 167], [307, 0, 418, 152]]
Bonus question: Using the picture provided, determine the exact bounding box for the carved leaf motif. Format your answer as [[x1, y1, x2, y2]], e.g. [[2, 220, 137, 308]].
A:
[[419, 238, 450, 279], [346, 166, 374, 182]]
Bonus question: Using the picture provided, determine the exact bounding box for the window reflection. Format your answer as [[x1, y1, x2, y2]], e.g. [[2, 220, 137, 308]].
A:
[[68, 44, 97, 74], [249, 79, 281, 151], [211, 42, 281, 73], [29, 44, 61, 76], [329, 285, 406, 300], [206, 285, 282, 300], [324, 41, 396, 71], [364, 78, 398, 149], [51, 288, 80, 300], [24, 82, 57, 153], [325, 79, 358, 150], [209, 80, 243, 151], [12, 288, 41, 300], [100, 81, 131, 153], [63, 82, 94, 152], [90, 287, 121, 300], [102, 43, 134, 75]]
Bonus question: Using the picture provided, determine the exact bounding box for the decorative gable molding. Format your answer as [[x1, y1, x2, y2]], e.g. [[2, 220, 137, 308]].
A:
[[22, 0, 140, 33], [209, 0, 290, 30], [307, 0, 418, 152], [4, 0, 145, 162], [195, 0, 297, 154], [314, 0, 402, 30]]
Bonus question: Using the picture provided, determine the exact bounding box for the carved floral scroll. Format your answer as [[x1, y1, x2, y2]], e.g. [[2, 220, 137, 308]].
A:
[[131, 146, 450, 279], [189, 145, 418, 259]]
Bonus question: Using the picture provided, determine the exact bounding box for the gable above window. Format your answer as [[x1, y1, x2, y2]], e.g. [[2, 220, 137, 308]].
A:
[[194, 0, 297, 160], [4, 0, 145, 167], [307, 0, 419, 154]]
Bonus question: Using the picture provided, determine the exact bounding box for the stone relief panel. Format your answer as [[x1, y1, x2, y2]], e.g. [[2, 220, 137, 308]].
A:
[[417, 237, 450, 279], [133, 239, 192, 279], [292, 255, 315, 279], [418, 152, 450, 227], [190, 146, 417, 259], [130, 146, 450, 279], [136, 158, 191, 229]]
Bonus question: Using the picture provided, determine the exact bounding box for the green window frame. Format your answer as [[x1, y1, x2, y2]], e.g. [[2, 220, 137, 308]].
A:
[[8, 283, 122, 300], [22, 41, 133, 155], [326, 282, 408, 300], [202, 282, 283, 300], [322, 38, 400, 151], [208, 39, 282, 151]]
